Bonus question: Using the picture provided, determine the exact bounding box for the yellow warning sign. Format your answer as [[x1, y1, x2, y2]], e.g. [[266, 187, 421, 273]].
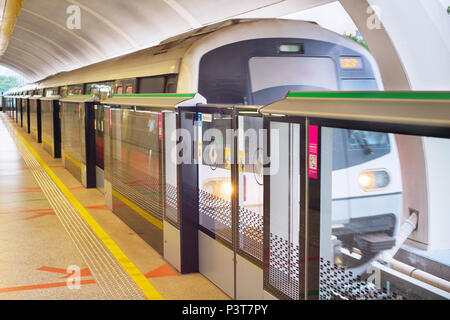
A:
[[238, 150, 245, 173]]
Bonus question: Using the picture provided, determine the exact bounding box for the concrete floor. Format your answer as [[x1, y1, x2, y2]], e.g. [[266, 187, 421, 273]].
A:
[[0, 113, 229, 300]]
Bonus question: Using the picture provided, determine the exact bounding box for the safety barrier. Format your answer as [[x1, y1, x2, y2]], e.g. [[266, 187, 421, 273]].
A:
[[260, 91, 450, 300], [2, 90, 449, 300]]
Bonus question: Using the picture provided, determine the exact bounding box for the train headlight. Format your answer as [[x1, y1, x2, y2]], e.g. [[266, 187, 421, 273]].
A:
[[358, 170, 390, 191], [221, 181, 233, 199], [202, 179, 233, 201]]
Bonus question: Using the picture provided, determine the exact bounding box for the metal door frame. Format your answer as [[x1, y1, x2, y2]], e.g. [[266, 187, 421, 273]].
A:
[[263, 115, 308, 300], [178, 105, 266, 299]]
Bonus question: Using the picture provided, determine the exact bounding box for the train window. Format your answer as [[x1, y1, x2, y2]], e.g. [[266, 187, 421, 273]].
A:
[[165, 75, 178, 93], [166, 83, 177, 93], [45, 87, 59, 97], [138, 76, 165, 93], [348, 130, 389, 149], [332, 129, 391, 171], [100, 85, 112, 99], [86, 84, 95, 95], [68, 85, 84, 95], [60, 87, 68, 98], [248, 57, 338, 105], [114, 78, 137, 94], [87, 82, 113, 99]]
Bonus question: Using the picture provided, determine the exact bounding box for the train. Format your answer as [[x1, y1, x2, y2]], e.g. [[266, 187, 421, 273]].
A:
[[2, 18, 403, 298]]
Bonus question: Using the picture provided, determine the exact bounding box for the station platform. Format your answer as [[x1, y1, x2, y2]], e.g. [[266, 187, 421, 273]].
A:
[[0, 113, 229, 300]]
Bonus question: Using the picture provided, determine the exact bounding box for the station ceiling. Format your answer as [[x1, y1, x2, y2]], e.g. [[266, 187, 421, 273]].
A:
[[0, 0, 334, 82]]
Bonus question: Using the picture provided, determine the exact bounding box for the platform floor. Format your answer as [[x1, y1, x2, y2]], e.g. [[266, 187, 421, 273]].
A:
[[0, 113, 229, 300]]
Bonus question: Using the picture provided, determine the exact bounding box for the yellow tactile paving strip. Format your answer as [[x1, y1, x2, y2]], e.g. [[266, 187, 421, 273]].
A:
[[4, 115, 159, 300], [0, 116, 106, 300], [0, 113, 230, 300]]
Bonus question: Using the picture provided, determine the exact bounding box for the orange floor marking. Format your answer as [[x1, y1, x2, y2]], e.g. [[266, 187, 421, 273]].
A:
[[69, 186, 85, 190], [37, 266, 70, 274], [85, 204, 125, 210], [0, 208, 53, 215], [1, 187, 42, 194], [144, 264, 178, 278], [36, 266, 92, 278], [0, 279, 96, 293], [23, 211, 56, 220], [61, 268, 91, 279], [3, 190, 41, 194], [85, 205, 109, 210]]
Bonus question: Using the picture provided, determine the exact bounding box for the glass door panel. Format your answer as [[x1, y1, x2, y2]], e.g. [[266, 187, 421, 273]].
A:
[[265, 121, 302, 300]]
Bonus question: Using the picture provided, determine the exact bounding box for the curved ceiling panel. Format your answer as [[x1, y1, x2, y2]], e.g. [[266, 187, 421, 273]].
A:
[[0, 0, 332, 82]]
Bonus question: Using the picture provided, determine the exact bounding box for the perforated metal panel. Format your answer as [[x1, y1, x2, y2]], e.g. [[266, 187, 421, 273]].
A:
[[319, 258, 402, 300], [199, 188, 232, 242], [238, 206, 263, 261], [264, 121, 303, 300], [267, 233, 300, 300]]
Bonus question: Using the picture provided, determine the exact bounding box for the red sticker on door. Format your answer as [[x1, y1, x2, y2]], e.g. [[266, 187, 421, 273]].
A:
[[308, 125, 318, 179]]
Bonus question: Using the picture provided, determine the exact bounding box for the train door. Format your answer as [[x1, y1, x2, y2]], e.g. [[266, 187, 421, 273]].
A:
[[235, 112, 265, 299], [60, 96, 96, 188], [17, 98, 22, 127], [87, 82, 116, 192], [94, 104, 105, 192], [102, 93, 203, 260], [30, 97, 42, 143], [11, 97, 15, 119], [263, 116, 307, 300], [180, 105, 265, 299], [13, 97, 16, 120], [194, 107, 235, 298], [23, 97, 30, 134], [41, 97, 61, 158], [13, 97, 17, 122]]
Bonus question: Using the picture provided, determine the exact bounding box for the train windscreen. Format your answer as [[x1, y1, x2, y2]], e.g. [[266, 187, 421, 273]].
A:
[[333, 129, 391, 171], [249, 57, 338, 105]]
